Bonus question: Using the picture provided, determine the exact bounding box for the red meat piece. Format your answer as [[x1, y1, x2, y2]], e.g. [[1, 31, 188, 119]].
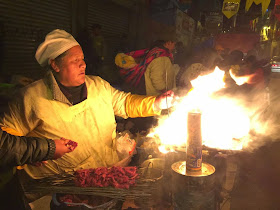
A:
[[65, 140, 78, 151], [74, 166, 138, 188]]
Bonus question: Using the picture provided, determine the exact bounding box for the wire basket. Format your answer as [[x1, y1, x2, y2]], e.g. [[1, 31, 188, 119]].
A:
[[23, 167, 163, 202]]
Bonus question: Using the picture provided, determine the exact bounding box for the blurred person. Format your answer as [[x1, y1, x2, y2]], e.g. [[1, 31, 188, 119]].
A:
[[77, 24, 106, 76], [232, 55, 265, 90], [116, 33, 130, 54], [76, 27, 97, 76], [0, 130, 76, 210], [89, 23, 106, 76], [117, 39, 179, 96], [0, 29, 176, 203], [214, 44, 224, 57], [173, 41, 189, 68], [220, 50, 244, 71], [144, 39, 179, 96], [221, 50, 244, 88], [116, 39, 179, 132], [221, 48, 230, 60], [177, 47, 220, 91], [176, 51, 204, 90]]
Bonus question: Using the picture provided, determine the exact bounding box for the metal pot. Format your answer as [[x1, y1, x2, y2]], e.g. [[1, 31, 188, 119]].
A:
[[138, 167, 163, 182], [140, 158, 165, 170]]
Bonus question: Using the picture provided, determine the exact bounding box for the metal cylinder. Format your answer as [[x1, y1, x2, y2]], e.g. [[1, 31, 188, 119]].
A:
[[172, 161, 216, 210], [186, 111, 202, 172]]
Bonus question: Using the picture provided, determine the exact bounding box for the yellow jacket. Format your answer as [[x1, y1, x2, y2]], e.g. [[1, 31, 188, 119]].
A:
[[0, 71, 159, 178], [144, 57, 179, 96]]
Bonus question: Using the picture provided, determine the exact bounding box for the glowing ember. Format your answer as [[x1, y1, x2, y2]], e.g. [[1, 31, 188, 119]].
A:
[[150, 67, 260, 152]]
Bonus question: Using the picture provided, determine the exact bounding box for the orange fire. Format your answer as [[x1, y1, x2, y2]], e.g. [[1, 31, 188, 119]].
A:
[[229, 69, 254, 85], [149, 67, 266, 152]]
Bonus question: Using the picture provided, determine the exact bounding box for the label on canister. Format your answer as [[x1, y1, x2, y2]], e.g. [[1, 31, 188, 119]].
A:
[[186, 145, 202, 170]]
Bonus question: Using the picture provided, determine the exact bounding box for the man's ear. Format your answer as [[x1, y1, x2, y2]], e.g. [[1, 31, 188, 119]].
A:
[[50, 59, 59, 73]]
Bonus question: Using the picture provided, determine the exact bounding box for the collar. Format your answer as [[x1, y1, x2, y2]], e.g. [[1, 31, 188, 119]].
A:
[[44, 71, 87, 105]]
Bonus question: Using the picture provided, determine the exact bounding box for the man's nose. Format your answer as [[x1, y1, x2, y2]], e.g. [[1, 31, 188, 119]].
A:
[[80, 60, 86, 68]]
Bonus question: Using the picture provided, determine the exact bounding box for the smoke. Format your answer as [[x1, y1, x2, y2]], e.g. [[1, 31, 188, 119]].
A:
[[223, 88, 280, 152]]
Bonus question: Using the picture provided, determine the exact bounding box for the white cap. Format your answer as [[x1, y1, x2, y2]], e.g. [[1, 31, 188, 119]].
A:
[[35, 29, 80, 67]]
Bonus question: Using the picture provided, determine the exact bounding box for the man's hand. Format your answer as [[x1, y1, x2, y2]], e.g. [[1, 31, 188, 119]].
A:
[[154, 90, 178, 111], [53, 138, 78, 159], [31, 138, 78, 167]]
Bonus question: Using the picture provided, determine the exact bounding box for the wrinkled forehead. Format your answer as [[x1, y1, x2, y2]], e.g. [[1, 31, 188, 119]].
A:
[[54, 46, 83, 63]]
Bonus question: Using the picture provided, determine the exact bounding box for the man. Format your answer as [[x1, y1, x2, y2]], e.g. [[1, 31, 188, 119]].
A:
[[89, 24, 106, 76], [0, 130, 76, 210], [0, 29, 175, 182], [0, 130, 75, 167], [76, 24, 106, 76]]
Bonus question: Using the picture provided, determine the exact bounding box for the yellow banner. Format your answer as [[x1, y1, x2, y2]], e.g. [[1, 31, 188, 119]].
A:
[[246, 0, 271, 16], [261, 0, 271, 16], [254, 0, 263, 5], [245, 0, 254, 12], [222, 0, 241, 19]]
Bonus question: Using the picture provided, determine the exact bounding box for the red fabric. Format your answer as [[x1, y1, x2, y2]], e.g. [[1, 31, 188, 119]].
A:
[[214, 33, 260, 53], [126, 48, 148, 58], [120, 47, 173, 87], [247, 68, 265, 89], [274, 0, 280, 21]]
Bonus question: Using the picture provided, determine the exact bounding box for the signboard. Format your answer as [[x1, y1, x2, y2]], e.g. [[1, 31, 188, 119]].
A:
[[222, 0, 240, 19], [175, 9, 195, 46], [203, 11, 223, 33]]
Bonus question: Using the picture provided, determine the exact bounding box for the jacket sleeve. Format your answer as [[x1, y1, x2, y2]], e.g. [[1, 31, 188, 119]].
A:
[[99, 77, 161, 118], [148, 57, 175, 92], [125, 94, 161, 118], [0, 130, 55, 168]]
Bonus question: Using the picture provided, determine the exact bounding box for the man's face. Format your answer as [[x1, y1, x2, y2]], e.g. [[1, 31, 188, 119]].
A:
[[52, 45, 86, 87]]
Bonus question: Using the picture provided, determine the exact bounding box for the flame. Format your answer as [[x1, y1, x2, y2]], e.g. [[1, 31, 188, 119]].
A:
[[229, 69, 254, 86], [150, 67, 264, 152], [158, 145, 175, 153]]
